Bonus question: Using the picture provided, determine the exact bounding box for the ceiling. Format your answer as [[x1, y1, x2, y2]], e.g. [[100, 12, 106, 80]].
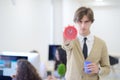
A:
[[77, 0, 120, 6]]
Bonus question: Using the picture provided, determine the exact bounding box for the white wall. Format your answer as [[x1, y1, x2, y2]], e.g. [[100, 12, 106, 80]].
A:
[[51, 0, 63, 44], [92, 7, 120, 54], [0, 0, 52, 62]]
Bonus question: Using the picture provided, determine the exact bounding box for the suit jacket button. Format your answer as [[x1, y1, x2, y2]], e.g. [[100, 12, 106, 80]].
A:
[[81, 75, 83, 79]]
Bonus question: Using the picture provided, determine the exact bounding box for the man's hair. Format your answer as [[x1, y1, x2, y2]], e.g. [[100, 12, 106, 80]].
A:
[[73, 6, 94, 23]]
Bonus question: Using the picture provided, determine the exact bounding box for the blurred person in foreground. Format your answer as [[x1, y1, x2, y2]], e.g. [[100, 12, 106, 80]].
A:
[[12, 59, 42, 80]]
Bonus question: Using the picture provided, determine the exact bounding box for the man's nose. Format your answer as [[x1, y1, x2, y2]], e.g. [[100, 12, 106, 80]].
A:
[[81, 22, 85, 27]]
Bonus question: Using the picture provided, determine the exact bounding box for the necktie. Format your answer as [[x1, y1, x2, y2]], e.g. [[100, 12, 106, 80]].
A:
[[83, 37, 88, 59]]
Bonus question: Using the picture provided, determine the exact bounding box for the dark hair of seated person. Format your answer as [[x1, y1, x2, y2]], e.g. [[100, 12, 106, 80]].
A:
[[54, 47, 67, 70], [12, 59, 42, 80]]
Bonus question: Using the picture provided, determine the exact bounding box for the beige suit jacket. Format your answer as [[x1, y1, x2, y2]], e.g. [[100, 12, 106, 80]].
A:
[[62, 36, 110, 80]]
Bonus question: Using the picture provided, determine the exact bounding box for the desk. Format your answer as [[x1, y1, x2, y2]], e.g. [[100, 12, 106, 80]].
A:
[[109, 53, 120, 58]]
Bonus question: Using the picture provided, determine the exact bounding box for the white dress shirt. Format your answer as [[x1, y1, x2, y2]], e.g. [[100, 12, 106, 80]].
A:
[[78, 33, 94, 56]]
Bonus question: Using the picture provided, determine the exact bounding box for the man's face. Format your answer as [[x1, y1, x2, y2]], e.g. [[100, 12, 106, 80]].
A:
[[55, 50, 60, 61], [76, 15, 92, 36]]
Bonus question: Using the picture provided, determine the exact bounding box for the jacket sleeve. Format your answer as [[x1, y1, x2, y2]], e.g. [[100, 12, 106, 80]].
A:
[[99, 42, 111, 79]]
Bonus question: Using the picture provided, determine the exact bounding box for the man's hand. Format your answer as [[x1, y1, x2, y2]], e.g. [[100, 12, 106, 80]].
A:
[[87, 63, 99, 74]]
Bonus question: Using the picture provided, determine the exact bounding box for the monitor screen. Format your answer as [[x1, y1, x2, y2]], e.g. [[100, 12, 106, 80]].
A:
[[48, 45, 61, 60], [0, 55, 27, 76], [0, 52, 40, 77]]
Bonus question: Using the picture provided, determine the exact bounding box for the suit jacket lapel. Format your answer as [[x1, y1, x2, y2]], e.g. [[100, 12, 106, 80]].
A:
[[86, 36, 96, 60], [74, 38, 84, 61]]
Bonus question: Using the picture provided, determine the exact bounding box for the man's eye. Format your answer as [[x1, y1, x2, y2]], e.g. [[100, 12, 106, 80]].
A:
[[79, 21, 82, 23], [85, 21, 89, 23]]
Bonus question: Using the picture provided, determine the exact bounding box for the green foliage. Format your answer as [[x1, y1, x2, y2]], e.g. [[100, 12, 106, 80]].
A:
[[57, 63, 66, 77]]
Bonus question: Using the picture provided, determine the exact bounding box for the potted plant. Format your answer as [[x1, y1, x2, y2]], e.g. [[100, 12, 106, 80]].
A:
[[57, 63, 66, 80]]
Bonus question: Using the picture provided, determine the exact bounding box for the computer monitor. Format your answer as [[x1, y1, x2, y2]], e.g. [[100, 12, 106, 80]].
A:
[[0, 55, 27, 76], [0, 52, 40, 76], [48, 45, 61, 60]]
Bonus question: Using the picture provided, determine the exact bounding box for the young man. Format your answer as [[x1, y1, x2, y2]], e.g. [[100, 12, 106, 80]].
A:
[[62, 6, 110, 80]]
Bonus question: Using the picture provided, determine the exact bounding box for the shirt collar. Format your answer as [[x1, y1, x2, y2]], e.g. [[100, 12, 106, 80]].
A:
[[78, 33, 94, 42]]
